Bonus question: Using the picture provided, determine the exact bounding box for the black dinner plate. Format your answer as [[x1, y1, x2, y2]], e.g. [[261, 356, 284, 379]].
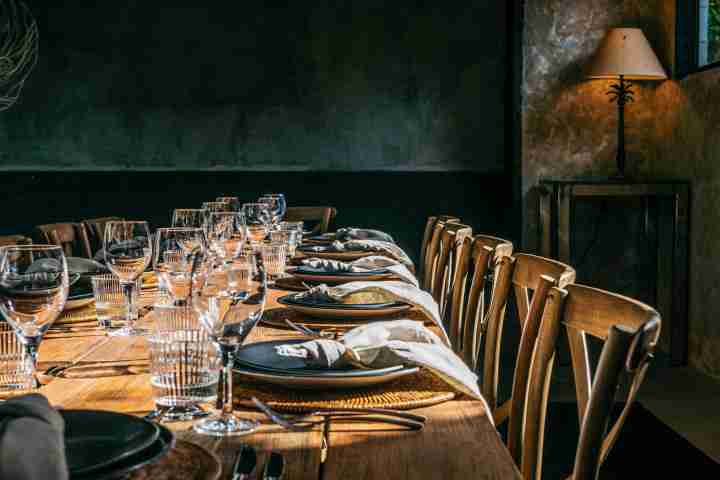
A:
[[234, 339, 405, 377], [293, 266, 389, 277], [278, 294, 404, 310], [72, 424, 174, 480], [62, 410, 161, 477]]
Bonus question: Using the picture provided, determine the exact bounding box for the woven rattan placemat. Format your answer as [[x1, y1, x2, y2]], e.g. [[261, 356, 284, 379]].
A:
[[235, 368, 456, 412]]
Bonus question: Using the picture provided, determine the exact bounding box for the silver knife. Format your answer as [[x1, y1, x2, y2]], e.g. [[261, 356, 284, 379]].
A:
[[262, 451, 285, 480], [232, 444, 257, 480]]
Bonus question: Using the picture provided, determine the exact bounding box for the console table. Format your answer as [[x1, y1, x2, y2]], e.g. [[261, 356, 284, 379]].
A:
[[538, 178, 690, 365]]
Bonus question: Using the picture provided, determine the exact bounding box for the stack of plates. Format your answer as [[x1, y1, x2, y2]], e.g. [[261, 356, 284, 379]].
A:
[[290, 266, 394, 284], [234, 339, 418, 389], [278, 294, 411, 320], [63, 410, 173, 479]]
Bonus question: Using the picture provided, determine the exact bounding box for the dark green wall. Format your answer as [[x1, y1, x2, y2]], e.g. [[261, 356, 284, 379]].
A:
[[0, 2, 508, 171]]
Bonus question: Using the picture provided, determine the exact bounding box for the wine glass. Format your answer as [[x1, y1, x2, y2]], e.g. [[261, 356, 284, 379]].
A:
[[242, 203, 271, 248], [258, 196, 282, 228], [202, 202, 231, 213], [216, 197, 242, 212], [192, 259, 267, 436], [104, 221, 152, 336], [0, 245, 69, 387], [206, 212, 246, 263], [172, 209, 207, 229], [154, 227, 206, 304], [262, 194, 286, 221]]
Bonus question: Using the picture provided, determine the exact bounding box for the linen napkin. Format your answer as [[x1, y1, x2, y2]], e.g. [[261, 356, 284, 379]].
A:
[[299, 256, 419, 287], [295, 280, 449, 344], [335, 227, 395, 244], [275, 319, 486, 405], [327, 240, 414, 269], [0, 393, 68, 480]]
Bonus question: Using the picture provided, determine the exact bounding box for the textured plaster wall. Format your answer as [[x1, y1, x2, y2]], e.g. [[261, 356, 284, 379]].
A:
[[0, 2, 507, 172], [522, 0, 720, 376]]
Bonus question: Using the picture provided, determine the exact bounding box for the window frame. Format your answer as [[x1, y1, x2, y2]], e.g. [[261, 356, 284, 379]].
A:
[[676, 0, 720, 78]]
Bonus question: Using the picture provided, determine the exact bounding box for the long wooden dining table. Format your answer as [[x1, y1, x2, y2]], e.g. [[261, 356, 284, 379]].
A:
[[36, 287, 521, 479]]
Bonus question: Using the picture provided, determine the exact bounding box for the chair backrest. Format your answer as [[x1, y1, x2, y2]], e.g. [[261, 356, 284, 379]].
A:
[[34, 223, 92, 258], [447, 234, 513, 364], [430, 222, 473, 321], [519, 283, 660, 480], [285, 207, 337, 235], [421, 216, 460, 292], [419, 215, 459, 286], [82, 217, 124, 255], [484, 253, 575, 429], [0, 235, 32, 247]]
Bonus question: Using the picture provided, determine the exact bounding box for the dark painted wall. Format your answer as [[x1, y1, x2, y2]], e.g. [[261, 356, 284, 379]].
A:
[[0, 2, 508, 171]]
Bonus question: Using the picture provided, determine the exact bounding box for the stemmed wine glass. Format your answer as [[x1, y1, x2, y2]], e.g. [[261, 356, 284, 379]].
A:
[[216, 197, 242, 212], [202, 202, 231, 214], [192, 257, 267, 436], [154, 227, 206, 304], [104, 221, 152, 336], [242, 203, 272, 248], [206, 212, 246, 263], [0, 245, 69, 387], [258, 195, 285, 229], [262, 193, 286, 221], [172, 209, 207, 229]]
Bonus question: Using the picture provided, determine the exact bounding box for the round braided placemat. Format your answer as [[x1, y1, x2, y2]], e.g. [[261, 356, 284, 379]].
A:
[[235, 369, 456, 412]]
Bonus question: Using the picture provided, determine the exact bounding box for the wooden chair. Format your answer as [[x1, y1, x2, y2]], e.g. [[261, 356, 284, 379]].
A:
[[421, 216, 460, 292], [82, 217, 124, 255], [482, 253, 575, 428], [517, 284, 660, 480], [33, 223, 92, 258], [430, 222, 472, 323], [0, 234, 31, 247], [446, 234, 513, 362], [418, 215, 459, 287], [285, 207, 337, 235]]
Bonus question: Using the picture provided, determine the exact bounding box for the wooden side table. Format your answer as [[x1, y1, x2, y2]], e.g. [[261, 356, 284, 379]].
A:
[[538, 178, 690, 365]]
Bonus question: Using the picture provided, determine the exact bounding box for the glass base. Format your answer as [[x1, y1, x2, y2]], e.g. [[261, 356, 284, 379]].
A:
[[193, 414, 259, 436], [109, 325, 149, 337], [146, 405, 209, 423]]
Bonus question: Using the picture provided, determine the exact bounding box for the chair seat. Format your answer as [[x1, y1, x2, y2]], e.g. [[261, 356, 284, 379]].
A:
[[542, 402, 719, 479]]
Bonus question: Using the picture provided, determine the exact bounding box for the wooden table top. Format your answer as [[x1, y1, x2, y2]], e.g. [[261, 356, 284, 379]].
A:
[[37, 288, 520, 479]]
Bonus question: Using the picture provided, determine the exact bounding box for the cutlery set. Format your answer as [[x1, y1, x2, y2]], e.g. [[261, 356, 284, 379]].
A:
[[232, 443, 284, 480]]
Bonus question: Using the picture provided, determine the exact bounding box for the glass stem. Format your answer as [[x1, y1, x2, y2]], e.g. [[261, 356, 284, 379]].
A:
[[216, 344, 236, 418], [122, 281, 137, 328], [24, 342, 39, 388]]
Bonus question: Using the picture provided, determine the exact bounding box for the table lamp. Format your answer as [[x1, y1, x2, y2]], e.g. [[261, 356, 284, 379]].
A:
[[586, 28, 667, 177]]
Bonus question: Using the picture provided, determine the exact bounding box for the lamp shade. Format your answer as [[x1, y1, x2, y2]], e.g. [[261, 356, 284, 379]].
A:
[[586, 28, 667, 80]]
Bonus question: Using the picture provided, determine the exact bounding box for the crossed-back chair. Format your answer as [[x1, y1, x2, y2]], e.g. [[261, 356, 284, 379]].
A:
[[446, 234, 513, 364], [34, 223, 92, 258], [418, 215, 459, 287], [484, 253, 575, 430], [421, 216, 460, 293], [0, 235, 31, 247], [285, 207, 337, 235], [518, 284, 660, 480], [430, 222, 473, 322], [82, 217, 124, 255]]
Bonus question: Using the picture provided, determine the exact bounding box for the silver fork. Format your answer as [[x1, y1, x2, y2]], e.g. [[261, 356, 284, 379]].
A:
[[284, 319, 341, 340], [252, 397, 425, 431]]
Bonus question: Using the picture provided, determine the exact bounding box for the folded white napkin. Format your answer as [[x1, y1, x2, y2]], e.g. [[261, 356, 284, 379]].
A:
[[300, 256, 418, 287], [295, 280, 449, 344], [331, 240, 414, 270], [275, 320, 485, 404], [335, 227, 395, 244]]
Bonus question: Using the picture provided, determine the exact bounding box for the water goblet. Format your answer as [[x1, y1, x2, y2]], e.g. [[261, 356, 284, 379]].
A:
[[104, 221, 152, 336], [258, 195, 283, 228], [206, 212, 246, 263], [0, 245, 69, 388], [242, 203, 271, 248], [154, 227, 206, 304], [172, 208, 207, 229], [192, 262, 267, 436], [262, 193, 287, 221], [216, 197, 242, 212], [202, 202, 231, 213]]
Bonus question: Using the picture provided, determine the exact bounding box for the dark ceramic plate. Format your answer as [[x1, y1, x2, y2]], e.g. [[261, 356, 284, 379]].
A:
[[293, 266, 389, 276], [278, 294, 404, 310], [62, 410, 161, 477], [72, 424, 174, 480], [234, 339, 405, 377]]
